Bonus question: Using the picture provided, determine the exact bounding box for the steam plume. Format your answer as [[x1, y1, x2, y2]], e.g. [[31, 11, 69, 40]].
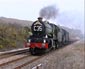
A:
[[39, 5, 59, 20]]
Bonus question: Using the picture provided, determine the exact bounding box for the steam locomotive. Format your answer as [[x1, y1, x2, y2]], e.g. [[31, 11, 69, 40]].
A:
[[25, 17, 69, 55]]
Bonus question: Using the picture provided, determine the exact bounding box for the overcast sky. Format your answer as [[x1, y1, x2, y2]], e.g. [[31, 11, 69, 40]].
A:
[[0, 0, 84, 34]]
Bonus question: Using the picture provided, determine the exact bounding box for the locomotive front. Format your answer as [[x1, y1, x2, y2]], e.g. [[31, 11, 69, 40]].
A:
[[27, 20, 50, 54]]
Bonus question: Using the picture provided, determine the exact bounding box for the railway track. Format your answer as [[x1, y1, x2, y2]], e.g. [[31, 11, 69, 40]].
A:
[[0, 40, 77, 69], [0, 47, 44, 69], [0, 48, 29, 59], [0, 48, 30, 67], [14, 55, 44, 69], [0, 47, 51, 69], [14, 49, 55, 69], [0, 52, 43, 69]]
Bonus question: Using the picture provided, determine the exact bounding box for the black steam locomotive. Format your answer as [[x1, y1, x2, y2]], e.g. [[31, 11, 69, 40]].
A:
[[25, 17, 69, 55]]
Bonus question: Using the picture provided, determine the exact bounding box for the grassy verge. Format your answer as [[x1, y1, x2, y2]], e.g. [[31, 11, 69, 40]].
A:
[[0, 23, 31, 50]]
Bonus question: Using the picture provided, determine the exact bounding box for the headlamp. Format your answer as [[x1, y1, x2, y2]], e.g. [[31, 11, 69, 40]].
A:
[[43, 39, 46, 43], [28, 39, 31, 43]]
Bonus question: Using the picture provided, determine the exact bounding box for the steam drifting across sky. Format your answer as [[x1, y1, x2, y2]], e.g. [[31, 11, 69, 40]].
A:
[[39, 5, 59, 20]]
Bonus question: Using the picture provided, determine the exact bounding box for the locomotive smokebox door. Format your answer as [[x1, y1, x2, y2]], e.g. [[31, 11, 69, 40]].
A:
[[31, 21, 46, 37]]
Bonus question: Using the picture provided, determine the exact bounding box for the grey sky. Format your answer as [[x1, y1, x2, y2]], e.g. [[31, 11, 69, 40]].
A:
[[0, 0, 84, 34]]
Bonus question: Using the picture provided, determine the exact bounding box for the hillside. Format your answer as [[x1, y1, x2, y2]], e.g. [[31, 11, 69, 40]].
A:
[[0, 17, 32, 51], [0, 17, 32, 28]]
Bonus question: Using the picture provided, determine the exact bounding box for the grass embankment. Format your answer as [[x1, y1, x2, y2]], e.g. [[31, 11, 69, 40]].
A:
[[0, 23, 31, 50]]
